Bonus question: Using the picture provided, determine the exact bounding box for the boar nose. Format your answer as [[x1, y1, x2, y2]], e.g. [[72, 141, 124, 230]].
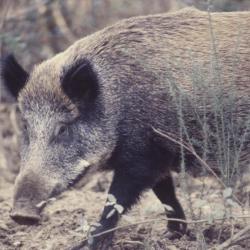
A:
[[10, 205, 40, 225], [10, 171, 48, 225], [10, 196, 41, 225]]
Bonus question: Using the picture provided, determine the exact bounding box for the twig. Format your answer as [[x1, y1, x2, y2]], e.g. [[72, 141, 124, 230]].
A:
[[152, 127, 224, 187], [233, 234, 250, 244], [152, 127, 243, 206], [116, 240, 144, 247], [210, 224, 250, 250], [70, 215, 250, 250]]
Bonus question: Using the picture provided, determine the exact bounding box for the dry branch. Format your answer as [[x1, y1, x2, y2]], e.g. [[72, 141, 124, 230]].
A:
[[152, 127, 243, 206], [210, 224, 250, 250], [70, 215, 250, 250]]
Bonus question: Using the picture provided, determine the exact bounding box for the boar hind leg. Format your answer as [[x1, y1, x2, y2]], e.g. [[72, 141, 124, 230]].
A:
[[153, 175, 186, 235]]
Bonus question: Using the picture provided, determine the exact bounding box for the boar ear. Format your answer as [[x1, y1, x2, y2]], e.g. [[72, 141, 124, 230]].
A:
[[61, 59, 98, 103], [0, 54, 29, 99]]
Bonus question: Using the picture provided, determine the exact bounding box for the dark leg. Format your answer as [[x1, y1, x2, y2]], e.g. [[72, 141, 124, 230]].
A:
[[153, 175, 186, 234], [78, 168, 152, 250]]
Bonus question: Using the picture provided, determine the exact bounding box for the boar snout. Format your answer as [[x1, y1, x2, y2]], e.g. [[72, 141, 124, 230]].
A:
[[10, 200, 41, 225], [10, 170, 55, 225]]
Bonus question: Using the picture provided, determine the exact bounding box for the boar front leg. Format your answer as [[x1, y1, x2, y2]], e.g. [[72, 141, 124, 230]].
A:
[[71, 161, 152, 250], [88, 169, 149, 249]]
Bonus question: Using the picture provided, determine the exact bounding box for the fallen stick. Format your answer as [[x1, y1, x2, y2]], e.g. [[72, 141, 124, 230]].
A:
[[70, 215, 250, 250], [210, 225, 250, 250]]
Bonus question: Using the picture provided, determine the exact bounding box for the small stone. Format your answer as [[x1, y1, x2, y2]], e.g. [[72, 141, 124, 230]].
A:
[[167, 245, 178, 250], [13, 241, 22, 247], [0, 222, 8, 231]]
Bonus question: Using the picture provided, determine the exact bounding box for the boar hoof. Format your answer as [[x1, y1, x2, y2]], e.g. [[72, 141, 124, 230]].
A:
[[89, 237, 112, 250], [68, 235, 111, 250], [165, 230, 184, 240]]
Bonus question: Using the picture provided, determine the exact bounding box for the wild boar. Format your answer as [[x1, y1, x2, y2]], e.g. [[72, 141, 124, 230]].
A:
[[1, 7, 250, 249]]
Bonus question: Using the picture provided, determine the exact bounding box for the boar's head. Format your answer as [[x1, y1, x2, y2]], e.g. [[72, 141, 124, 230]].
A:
[[1, 54, 117, 224]]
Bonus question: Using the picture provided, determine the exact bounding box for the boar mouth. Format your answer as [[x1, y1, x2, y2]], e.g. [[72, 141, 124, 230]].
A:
[[10, 160, 92, 225], [10, 211, 40, 225], [10, 199, 41, 225]]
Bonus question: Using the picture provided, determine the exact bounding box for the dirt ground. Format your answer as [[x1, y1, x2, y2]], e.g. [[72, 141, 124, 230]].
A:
[[0, 103, 250, 250], [1, 170, 250, 250]]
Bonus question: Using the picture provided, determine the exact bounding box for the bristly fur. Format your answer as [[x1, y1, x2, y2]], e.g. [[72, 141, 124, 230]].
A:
[[19, 7, 250, 112], [2, 8, 250, 247]]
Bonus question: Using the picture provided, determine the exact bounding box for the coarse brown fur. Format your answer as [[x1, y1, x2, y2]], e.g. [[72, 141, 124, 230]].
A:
[[2, 8, 250, 249], [24, 7, 250, 98], [21, 7, 250, 172]]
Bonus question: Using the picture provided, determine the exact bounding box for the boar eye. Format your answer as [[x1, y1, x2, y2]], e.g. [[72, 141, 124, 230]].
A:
[[54, 124, 67, 138], [53, 123, 73, 145]]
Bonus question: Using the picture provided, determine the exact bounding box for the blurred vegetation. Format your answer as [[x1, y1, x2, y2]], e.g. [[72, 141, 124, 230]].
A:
[[188, 0, 250, 11]]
